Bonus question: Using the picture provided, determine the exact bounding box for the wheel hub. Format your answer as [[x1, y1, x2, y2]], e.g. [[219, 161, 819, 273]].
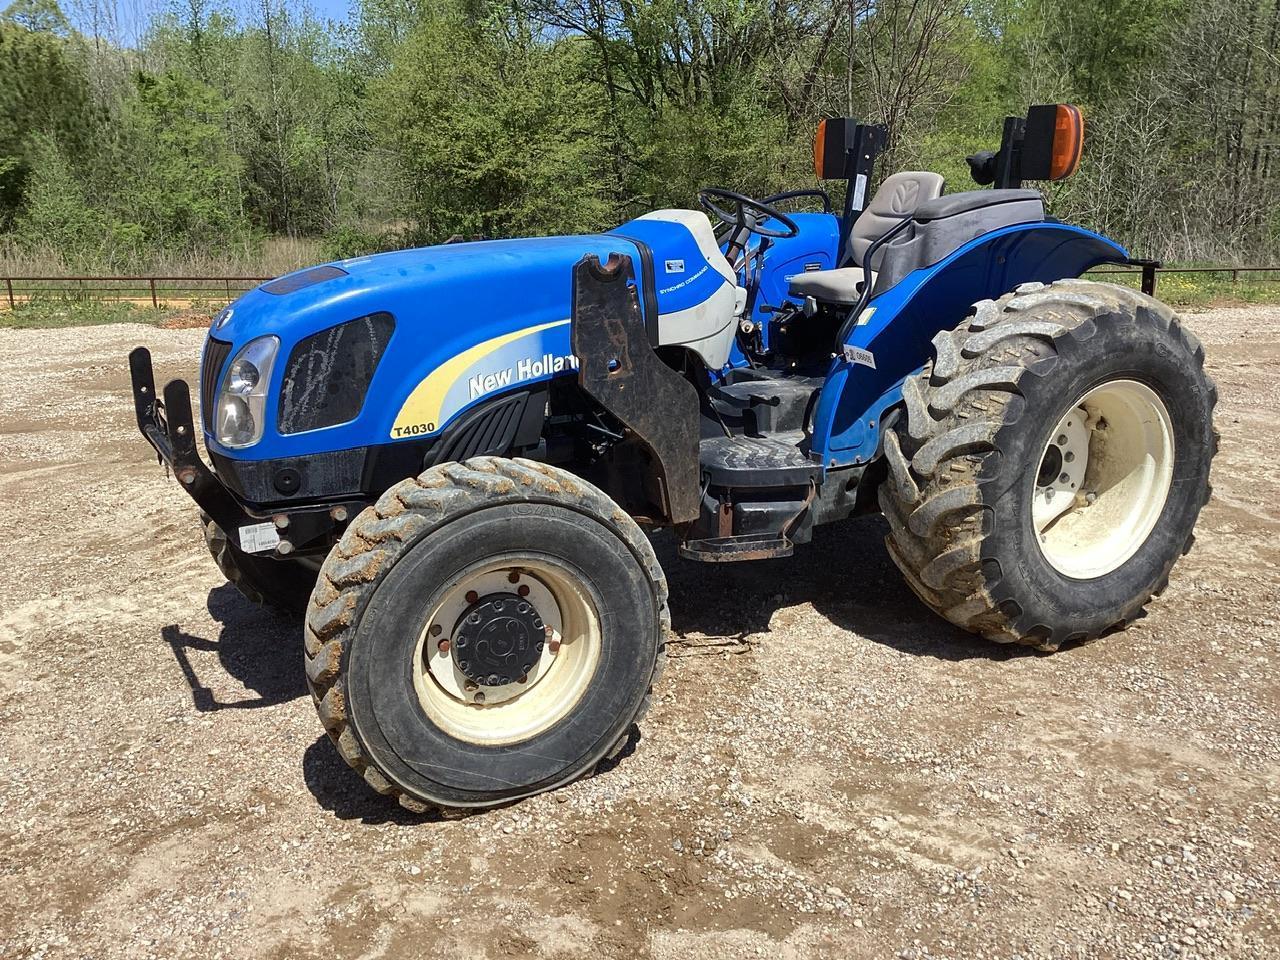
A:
[[1031, 380, 1175, 579], [1033, 405, 1090, 532], [413, 562, 601, 746], [452, 592, 545, 687]]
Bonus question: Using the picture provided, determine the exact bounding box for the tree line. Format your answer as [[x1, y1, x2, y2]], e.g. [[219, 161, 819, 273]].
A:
[[2, 0, 1277, 272]]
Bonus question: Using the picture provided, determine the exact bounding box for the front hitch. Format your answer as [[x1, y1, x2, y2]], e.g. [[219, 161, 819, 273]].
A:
[[128, 346, 360, 556]]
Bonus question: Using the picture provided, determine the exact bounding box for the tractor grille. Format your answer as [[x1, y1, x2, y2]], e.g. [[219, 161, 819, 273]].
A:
[[200, 336, 233, 431]]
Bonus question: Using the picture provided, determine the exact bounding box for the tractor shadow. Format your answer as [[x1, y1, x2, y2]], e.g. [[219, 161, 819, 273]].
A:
[[159, 584, 307, 712], [160, 586, 431, 822], [300, 737, 448, 825], [658, 514, 1036, 663], [298, 732, 644, 825]]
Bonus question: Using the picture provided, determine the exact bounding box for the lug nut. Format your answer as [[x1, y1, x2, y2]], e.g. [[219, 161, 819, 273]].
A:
[[437, 639, 450, 654], [507, 571, 520, 583], [518, 585, 530, 597], [430, 624, 442, 636], [474, 692, 486, 704], [1064, 451, 1075, 462], [1059, 472, 1070, 484], [1057, 434, 1068, 445], [465, 591, 479, 604]]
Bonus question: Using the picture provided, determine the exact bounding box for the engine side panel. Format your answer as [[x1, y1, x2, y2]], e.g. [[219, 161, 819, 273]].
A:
[[612, 211, 738, 368]]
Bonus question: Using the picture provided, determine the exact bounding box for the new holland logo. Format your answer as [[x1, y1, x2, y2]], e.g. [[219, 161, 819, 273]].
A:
[[468, 353, 580, 400]]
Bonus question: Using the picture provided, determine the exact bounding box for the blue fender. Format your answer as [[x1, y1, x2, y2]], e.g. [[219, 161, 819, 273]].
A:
[[809, 222, 1128, 466]]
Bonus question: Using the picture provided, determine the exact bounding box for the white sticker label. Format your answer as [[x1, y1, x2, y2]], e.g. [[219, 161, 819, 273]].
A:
[[856, 306, 876, 326], [239, 521, 281, 554], [843, 345, 877, 369], [664, 259, 685, 274], [852, 173, 868, 209]]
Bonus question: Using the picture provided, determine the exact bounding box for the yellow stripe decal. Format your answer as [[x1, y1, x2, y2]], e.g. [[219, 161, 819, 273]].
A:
[[391, 319, 570, 437]]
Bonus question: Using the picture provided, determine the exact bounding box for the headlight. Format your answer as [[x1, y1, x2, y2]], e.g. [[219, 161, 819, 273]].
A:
[[216, 335, 278, 448]]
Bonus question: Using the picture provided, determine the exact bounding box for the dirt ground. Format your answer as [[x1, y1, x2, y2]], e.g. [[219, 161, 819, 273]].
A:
[[0, 307, 1277, 960]]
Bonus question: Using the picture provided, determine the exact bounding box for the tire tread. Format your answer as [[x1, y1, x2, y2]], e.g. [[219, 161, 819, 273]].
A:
[[303, 456, 669, 812]]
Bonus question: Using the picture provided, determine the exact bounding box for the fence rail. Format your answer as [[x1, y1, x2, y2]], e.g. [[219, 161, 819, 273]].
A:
[[1089, 265, 1280, 282], [3, 265, 1280, 311], [1, 275, 273, 309]]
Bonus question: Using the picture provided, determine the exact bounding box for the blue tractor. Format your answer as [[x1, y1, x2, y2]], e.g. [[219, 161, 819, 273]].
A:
[[129, 105, 1216, 812]]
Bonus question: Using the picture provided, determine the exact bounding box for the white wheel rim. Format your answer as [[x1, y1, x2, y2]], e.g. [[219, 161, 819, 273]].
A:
[[411, 560, 602, 746], [1033, 379, 1175, 579]]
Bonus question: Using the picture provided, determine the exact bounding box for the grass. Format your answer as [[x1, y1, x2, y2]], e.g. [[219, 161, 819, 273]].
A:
[[0, 298, 211, 330], [1085, 268, 1280, 307], [0, 235, 322, 279]]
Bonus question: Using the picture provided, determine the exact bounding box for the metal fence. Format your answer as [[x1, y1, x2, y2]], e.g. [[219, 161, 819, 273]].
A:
[[3, 265, 1280, 311], [1, 275, 273, 309], [1089, 265, 1280, 283]]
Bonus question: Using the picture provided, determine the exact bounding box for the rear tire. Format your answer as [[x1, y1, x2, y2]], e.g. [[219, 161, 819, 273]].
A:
[[303, 457, 669, 812], [878, 280, 1217, 651], [202, 513, 316, 615]]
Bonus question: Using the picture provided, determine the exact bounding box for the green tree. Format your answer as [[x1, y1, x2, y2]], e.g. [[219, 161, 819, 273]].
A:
[[1, 0, 70, 35], [113, 69, 248, 252], [375, 4, 615, 242], [0, 13, 97, 227]]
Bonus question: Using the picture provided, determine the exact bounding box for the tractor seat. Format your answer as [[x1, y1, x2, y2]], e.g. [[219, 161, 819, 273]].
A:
[[788, 171, 944, 304], [787, 267, 876, 303]]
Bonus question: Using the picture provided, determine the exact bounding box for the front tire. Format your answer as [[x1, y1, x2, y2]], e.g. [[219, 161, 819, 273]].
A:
[[202, 513, 316, 615], [879, 280, 1217, 651], [304, 457, 668, 811]]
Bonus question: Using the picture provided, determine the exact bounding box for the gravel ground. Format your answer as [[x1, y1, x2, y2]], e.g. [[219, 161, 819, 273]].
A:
[[0, 307, 1277, 960]]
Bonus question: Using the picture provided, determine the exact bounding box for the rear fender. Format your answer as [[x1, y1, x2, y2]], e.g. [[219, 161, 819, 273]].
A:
[[810, 222, 1127, 466]]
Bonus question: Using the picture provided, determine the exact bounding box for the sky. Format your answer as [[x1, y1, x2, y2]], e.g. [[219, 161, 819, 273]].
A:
[[60, 0, 355, 48]]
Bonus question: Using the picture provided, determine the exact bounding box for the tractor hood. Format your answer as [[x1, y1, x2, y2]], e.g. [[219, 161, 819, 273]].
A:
[[201, 216, 728, 467], [205, 234, 637, 464]]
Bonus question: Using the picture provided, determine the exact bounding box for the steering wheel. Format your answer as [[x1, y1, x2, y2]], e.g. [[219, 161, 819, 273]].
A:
[[697, 188, 800, 244], [698, 188, 800, 273]]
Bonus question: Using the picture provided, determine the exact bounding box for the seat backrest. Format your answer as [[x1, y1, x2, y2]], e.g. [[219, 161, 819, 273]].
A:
[[848, 171, 945, 268]]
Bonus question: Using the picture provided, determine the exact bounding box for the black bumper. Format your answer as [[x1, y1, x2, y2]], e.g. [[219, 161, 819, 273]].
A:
[[128, 346, 359, 556]]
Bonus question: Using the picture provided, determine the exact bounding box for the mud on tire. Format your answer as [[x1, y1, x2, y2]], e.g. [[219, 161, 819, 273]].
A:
[[878, 279, 1217, 651], [303, 457, 669, 812]]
